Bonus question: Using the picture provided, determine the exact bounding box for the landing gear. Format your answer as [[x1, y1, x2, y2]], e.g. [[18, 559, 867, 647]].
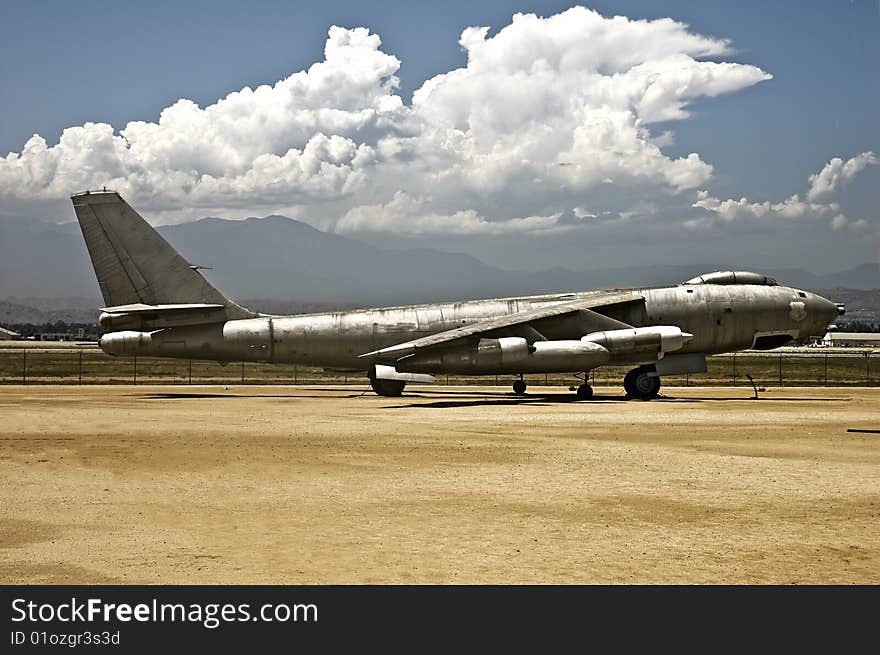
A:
[[370, 377, 406, 397], [512, 376, 527, 395], [576, 383, 593, 400], [623, 366, 661, 400]]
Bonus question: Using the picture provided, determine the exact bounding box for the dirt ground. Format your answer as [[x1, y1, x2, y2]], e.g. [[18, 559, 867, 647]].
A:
[[1, 384, 878, 584]]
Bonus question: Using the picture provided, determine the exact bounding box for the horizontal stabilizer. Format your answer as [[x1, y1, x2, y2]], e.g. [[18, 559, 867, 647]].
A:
[[101, 303, 226, 314], [373, 364, 435, 384], [99, 303, 230, 331]]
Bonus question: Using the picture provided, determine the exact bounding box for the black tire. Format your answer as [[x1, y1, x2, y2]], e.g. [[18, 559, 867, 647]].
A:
[[576, 384, 593, 400], [623, 367, 661, 400], [512, 379, 527, 395], [370, 378, 406, 397]]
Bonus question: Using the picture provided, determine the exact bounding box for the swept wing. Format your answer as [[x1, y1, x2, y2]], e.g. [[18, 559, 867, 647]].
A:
[[360, 290, 643, 358]]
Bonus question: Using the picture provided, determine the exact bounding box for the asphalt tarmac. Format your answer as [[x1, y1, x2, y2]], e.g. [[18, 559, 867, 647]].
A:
[[1, 384, 878, 583]]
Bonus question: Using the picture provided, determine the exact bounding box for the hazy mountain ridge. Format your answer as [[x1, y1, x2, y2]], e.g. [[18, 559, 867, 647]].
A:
[[813, 288, 880, 322], [1, 215, 879, 319], [0, 297, 101, 324]]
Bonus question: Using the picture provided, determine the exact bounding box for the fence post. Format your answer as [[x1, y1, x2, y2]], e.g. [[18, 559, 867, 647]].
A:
[[79, 349, 83, 385], [133, 355, 137, 386], [823, 354, 827, 387], [241, 362, 245, 385], [22, 348, 26, 385], [778, 354, 782, 388], [866, 353, 870, 387], [188, 359, 192, 385], [732, 353, 736, 386], [294, 365, 298, 385]]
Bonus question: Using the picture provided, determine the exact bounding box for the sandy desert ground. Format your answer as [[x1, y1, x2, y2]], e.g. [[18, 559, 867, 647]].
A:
[[1, 384, 878, 584]]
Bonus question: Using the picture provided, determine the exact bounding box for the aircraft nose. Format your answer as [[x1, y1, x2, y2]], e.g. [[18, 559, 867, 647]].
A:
[[809, 293, 840, 329]]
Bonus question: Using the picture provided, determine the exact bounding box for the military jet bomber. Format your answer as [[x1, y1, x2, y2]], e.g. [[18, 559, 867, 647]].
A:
[[72, 191, 843, 399]]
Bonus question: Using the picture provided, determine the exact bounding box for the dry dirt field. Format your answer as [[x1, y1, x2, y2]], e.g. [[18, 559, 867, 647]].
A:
[[1, 384, 878, 584]]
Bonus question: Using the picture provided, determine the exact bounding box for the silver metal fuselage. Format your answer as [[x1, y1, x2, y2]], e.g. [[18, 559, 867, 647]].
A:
[[102, 282, 839, 374]]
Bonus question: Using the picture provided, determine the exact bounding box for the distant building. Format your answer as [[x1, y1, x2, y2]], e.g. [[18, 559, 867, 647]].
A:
[[0, 326, 20, 340], [38, 332, 72, 341], [820, 332, 880, 348], [33, 327, 88, 341]]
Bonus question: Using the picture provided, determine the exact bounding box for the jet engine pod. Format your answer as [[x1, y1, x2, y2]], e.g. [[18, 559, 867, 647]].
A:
[[582, 326, 693, 358], [529, 339, 610, 370], [477, 337, 531, 365], [396, 337, 609, 374], [396, 336, 530, 373]]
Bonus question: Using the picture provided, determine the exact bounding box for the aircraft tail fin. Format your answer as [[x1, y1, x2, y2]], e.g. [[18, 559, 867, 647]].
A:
[[71, 190, 252, 319]]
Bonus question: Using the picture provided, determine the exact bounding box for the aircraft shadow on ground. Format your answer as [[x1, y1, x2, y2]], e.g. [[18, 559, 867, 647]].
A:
[[132, 392, 297, 399], [385, 394, 626, 409], [133, 388, 387, 400], [130, 388, 851, 404], [666, 395, 850, 402], [387, 391, 851, 408]]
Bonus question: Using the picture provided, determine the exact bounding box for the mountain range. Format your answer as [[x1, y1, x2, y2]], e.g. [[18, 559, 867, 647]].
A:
[[1, 215, 879, 317]]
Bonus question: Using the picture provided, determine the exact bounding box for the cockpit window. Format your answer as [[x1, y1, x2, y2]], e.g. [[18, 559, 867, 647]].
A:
[[684, 271, 779, 286], [798, 291, 806, 298]]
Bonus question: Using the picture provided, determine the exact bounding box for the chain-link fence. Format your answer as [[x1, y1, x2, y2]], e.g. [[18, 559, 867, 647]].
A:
[[1, 346, 877, 387]]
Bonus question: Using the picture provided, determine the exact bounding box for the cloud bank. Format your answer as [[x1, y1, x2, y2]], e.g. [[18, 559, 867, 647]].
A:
[[690, 151, 877, 232], [0, 7, 773, 233]]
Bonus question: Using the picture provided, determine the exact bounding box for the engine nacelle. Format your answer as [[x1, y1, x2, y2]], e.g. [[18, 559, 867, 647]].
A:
[[478, 337, 532, 364], [396, 338, 610, 374], [582, 326, 692, 358]]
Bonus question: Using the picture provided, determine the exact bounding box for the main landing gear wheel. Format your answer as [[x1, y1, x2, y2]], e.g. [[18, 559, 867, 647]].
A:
[[623, 367, 661, 400], [512, 378, 527, 395], [370, 377, 406, 397], [576, 384, 593, 400]]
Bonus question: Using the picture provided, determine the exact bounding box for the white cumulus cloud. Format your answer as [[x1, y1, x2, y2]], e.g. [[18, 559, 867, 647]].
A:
[[0, 7, 773, 233], [807, 151, 878, 201], [336, 192, 566, 234], [690, 151, 876, 231]]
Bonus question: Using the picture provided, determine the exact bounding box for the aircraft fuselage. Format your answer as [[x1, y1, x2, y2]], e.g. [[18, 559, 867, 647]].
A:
[[100, 282, 839, 373]]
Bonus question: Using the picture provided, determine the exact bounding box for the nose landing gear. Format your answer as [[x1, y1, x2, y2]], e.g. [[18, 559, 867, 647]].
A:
[[512, 375, 527, 395]]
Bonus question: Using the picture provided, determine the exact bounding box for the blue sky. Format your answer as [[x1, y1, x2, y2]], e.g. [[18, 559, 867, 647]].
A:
[[1, 1, 878, 272]]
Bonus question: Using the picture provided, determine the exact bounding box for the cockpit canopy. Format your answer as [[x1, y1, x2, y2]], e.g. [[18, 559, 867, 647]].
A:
[[684, 271, 779, 286]]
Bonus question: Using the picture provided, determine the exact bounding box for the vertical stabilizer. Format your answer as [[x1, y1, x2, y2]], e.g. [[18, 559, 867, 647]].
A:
[[71, 190, 252, 318]]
